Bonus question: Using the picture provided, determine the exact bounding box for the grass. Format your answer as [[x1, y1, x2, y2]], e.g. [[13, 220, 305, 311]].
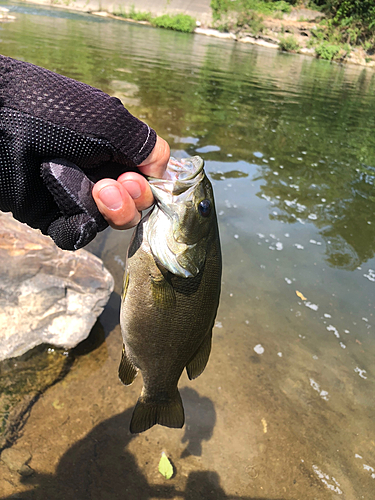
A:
[[152, 14, 196, 33], [279, 35, 300, 52], [211, 0, 292, 21], [314, 42, 341, 60], [216, 9, 265, 34], [307, 21, 354, 60], [112, 7, 196, 33], [211, 0, 292, 31], [113, 6, 153, 22]]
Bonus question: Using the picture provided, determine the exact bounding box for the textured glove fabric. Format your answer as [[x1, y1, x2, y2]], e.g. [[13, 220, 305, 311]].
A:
[[0, 55, 157, 249]]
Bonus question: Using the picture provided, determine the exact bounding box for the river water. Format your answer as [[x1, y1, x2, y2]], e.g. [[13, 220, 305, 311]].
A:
[[0, 2, 374, 499]]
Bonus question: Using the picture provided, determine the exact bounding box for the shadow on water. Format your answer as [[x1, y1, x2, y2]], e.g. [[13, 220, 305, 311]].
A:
[[1, 408, 283, 500], [180, 387, 216, 458]]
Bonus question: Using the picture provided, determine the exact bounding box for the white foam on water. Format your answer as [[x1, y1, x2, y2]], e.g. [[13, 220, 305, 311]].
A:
[[354, 367, 367, 379], [254, 344, 264, 355], [312, 466, 342, 494], [310, 379, 329, 401], [305, 302, 319, 311], [327, 325, 340, 338], [363, 269, 375, 282]]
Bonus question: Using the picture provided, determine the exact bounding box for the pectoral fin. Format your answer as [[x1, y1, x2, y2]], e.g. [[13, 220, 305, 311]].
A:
[[151, 273, 176, 309], [118, 344, 138, 385], [121, 267, 130, 302], [186, 333, 212, 380]]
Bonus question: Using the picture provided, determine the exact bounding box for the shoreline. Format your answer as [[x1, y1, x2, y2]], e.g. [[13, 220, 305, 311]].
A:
[[94, 10, 375, 70], [14, 1, 375, 70]]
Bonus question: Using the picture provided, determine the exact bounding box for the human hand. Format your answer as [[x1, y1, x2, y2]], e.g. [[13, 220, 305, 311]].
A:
[[92, 136, 170, 230], [0, 55, 170, 250]]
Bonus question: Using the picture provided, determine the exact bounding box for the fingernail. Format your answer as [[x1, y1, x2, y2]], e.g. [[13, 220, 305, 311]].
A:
[[122, 180, 142, 200], [98, 186, 123, 210]]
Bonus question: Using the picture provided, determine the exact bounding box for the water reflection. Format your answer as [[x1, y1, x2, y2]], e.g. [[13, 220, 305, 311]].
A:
[[253, 158, 375, 269]]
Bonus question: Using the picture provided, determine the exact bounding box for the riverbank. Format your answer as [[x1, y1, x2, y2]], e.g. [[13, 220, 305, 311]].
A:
[[19, 0, 375, 69]]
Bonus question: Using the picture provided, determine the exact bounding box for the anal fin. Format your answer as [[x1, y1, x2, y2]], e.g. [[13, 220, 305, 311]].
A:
[[186, 333, 212, 380], [118, 344, 138, 385]]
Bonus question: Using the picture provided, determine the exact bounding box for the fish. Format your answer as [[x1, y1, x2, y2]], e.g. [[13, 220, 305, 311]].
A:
[[119, 155, 222, 433]]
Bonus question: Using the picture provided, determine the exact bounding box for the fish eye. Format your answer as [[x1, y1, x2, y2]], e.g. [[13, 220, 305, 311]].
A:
[[198, 199, 211, 217]]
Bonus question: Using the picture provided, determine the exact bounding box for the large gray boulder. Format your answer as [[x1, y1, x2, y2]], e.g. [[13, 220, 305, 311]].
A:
[[0, 212, 114, 360]]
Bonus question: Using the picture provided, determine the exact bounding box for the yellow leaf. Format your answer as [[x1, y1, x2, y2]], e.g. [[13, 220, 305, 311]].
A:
[[52, 400, 64, 410], [261, 418, 267, 434], [158, 452, 173, 480], [296, 290, 307, 301]]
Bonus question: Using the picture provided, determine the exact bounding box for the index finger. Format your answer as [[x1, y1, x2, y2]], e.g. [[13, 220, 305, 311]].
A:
[[137, 136, 170, 178]]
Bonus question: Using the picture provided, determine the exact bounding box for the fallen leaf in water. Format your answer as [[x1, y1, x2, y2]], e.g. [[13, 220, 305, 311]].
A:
[[159, 452, 173, 480], [52, 400, 64, 410], [296, 290, 307, 301], [261, 418, 268, 434]]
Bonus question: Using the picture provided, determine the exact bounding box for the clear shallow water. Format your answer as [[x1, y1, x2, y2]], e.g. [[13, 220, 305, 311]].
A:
[[0, 2, 374, 499]]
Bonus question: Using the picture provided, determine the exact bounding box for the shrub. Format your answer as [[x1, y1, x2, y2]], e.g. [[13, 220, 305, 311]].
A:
[[315, 41, 341, 59], [152, 14, 196, 33], [279, 35, 300, 52], [312, 1, 375, 37], [237, 11, 265, 32]]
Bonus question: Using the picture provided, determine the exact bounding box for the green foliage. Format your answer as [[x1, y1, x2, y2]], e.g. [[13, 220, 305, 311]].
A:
[[310, 1, 375, 45], [314, 41, 341, 59], [238, 11, 265, 32], [363, 40, 375, 52], [113, 5, 152, 22], [112, 9, 196, 33], [152, 14, 196, 33], [307, 1, 325, 10], [128, 6, 153, 22], [279, 35, 300, 51], [272, 1, 294, 12], [211, 0, 292, 23]]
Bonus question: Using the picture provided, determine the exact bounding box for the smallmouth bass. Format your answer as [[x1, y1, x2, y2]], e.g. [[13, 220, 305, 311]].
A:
[[119, 156, 222, 433]]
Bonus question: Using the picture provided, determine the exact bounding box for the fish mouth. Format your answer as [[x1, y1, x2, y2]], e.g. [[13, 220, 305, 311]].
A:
[[147, 156, 205, 221], [148, 156, 204, 196], [145, 156, 206, 278]]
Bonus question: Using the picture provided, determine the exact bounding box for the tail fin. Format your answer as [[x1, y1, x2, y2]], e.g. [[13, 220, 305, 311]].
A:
[[130, 391, 185, 434]]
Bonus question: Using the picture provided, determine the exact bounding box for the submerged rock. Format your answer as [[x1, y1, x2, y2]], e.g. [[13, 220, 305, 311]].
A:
[[0, 447, 31, 472], [0, 212, 114, 361]]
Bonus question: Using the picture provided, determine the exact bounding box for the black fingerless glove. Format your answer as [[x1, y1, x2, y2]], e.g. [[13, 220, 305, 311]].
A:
[[0, 55, 157, 250]]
